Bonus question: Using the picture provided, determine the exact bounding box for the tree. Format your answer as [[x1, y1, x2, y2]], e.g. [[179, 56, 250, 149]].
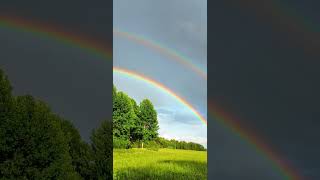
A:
[[138, 99, 159, 147], [60, 119, 95, 179], [130, 98, 140, 116], [0, 69, 14, 176], [111, 85, 206, 151], [0, 95, 79, 179], [112, 92, 135, 141], [91, 120, 113, 179], [112, 84, 117, 101], [129, 98, 144, 145], [0, 69, 13, 121]]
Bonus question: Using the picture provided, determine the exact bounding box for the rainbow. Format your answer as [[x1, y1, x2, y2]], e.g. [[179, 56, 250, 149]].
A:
[[113, 67, 207, 125], [0, 15, 112, 60], [208, 102, 302, 180], [114, 29, 207, 79], [0, 14, 303, 179]]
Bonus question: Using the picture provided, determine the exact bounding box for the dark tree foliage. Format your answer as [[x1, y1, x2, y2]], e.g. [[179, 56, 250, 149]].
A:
[[91, 120, 113, 180], [0, 69, 13, 122], [0, 95, 79, 179], [60, 119, 95, 179]]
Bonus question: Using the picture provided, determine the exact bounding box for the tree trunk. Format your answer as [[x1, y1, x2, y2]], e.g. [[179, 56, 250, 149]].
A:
[[141, 142, 144, 149]]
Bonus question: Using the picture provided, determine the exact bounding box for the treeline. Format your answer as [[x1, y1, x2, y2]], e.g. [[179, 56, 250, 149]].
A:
[[113, 85, 206, 151], [155, 137, 206, 151], [0, 69, 112, 179], [130, 137, 206, 151]]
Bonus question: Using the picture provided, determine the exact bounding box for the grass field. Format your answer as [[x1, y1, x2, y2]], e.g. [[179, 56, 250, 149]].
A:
[[113, 148, 207, 180]]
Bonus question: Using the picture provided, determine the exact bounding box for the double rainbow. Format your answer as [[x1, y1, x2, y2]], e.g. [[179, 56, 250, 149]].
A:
[[114, 29, 207, 79], [0, 15, 302, 179]]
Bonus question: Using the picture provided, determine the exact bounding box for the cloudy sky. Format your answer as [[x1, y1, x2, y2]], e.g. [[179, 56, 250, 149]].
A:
[[208, 0, 320, 179], [113, 0, 207, 147]]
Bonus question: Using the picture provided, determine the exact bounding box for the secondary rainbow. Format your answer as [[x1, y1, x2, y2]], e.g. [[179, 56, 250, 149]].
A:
[[114, 29, 207, 79], [0, 15, 112, 60], [113, 67, 207, 126]]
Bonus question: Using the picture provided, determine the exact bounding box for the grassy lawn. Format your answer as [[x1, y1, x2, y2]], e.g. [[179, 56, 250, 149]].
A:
[[113, 148, 207, 180]]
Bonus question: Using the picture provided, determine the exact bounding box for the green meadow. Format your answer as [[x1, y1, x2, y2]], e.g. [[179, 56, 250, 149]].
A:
[[113, 148, 207, 180]]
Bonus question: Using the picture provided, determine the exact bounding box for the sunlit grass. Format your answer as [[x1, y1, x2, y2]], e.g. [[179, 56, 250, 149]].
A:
[[113, 148, 207, 180]]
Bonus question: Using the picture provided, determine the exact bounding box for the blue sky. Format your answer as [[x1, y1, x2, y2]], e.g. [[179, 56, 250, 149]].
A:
[[113, 0, 207, 147]]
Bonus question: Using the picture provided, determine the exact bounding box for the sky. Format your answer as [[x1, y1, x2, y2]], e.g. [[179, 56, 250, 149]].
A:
[[208, 0, 320, 179], [113, 0, 207, 147]]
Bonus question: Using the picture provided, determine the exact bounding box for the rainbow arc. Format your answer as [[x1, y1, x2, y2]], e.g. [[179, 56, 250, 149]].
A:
[[113, 67, 207, 126]]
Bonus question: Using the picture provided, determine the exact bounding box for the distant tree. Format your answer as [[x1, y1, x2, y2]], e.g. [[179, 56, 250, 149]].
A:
[[139, 99, 159, 143], [91, 120, 113, 179], [0, 95, 79, 179]]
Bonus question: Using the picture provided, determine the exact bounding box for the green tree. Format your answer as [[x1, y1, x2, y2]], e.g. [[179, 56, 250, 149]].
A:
[[130, 98, 140, 116], [0, 95, 79, 179], [138, 99, 159, 147], [60, 119, 95, 179], [91, 120, 113, 180], [129, 98, 144, 145], [112, 92, 135, 141]]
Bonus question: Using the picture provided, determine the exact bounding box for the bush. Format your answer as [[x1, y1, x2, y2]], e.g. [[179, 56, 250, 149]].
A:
[[145, 141, 160, 151], [113, 137, 131, 149]]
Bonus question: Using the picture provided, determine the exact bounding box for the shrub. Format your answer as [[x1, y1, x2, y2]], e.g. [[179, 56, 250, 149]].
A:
[[145, 141, 160, 151], [113, 137, 131, 149]]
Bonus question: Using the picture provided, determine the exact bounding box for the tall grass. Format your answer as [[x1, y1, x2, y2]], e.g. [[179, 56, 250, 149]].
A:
[[113, 148, 207, 180]]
